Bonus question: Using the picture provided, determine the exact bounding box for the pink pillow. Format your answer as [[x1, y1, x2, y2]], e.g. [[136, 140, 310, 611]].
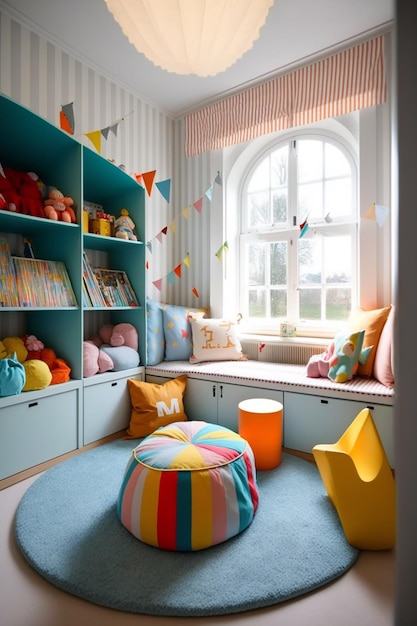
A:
[[373, 305, 395, 388]]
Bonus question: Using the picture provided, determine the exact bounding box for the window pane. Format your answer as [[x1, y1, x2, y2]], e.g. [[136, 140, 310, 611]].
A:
[[248, 243, 265, 286], [248, 191, 268, 227], [325, 143, 351, 178], [249, 289, 265, 317], [272, 190, 288, 223], [248, 158, 269, 192], [324, 236, 351, 283], [270, 242, 287, 285], [299, 239, 321, 284], [271, 289, 287, 318], [298, 182, 323, 220], [326, 288, 351, 320], [325, 178, 352, 218], [299, 288, 321, 320], [298, 140, 323, 182], [271, 146, 288, 186]]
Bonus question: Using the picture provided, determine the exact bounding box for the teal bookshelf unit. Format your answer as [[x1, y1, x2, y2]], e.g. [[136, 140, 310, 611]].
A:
[[0, 94, 146, 483]]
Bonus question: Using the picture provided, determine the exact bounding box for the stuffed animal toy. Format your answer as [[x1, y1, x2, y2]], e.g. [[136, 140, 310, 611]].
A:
[[328, 329, 372, 383], [307, 329, 372, 383], [0, 352, 26, 397], [86, 323, 139, 374], [44, 188, 76, 223], [2, 336, 28, 363], [114, 208, 137, 240], [22, 359, 52, 391], [0, 164, 21, 212], [83, 340, 114, 377], [92, 323, 138, 351], [3, 167, 45, 217]]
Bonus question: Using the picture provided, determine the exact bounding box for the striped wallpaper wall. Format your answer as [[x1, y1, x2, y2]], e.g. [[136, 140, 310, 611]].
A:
[[0, 7, 213, 311]]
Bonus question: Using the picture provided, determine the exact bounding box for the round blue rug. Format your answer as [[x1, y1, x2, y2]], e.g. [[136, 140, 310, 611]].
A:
[[15, 439, 358, 617]]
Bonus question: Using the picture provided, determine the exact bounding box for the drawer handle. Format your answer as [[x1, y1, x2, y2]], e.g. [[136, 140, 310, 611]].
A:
[[320, 399, 328, 404], [28, 402, 38, 408], [111, 382, 118, 387]]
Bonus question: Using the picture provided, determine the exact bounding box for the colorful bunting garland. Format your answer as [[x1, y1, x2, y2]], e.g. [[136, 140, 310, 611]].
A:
[[60, 102, 75, 135], [152, 253, 191, 291], [215, 241, 229, 262], [363, 203, 389, 228], [146, 172, 222, 249], [83, 111, 133, 154], [148, 172, 223, 295]]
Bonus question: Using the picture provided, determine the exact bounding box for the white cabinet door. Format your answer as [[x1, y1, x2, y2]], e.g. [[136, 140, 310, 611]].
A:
[[284, 392, 394, 467]]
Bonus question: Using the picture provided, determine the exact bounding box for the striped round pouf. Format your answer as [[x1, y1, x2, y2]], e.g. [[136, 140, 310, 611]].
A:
[[117, 420, 259, 551]]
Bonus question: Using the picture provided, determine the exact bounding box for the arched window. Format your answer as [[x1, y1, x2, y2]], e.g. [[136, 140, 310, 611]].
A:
[[239, 132, 358, 334]]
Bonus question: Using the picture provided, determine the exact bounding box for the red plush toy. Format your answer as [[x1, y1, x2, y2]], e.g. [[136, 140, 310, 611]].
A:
[[0, 164, 45, 217], [4, 167, 45, 217]]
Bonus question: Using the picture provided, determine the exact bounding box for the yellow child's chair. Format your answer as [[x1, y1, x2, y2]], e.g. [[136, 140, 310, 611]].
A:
[[312, 408, 396, 550]]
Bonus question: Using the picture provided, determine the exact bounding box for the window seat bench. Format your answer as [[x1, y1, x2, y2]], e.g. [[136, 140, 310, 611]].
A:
[[145, 359, 395, 467]]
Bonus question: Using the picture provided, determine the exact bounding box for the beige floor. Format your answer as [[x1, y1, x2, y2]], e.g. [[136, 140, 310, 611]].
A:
[[1, 473, 395, 626]]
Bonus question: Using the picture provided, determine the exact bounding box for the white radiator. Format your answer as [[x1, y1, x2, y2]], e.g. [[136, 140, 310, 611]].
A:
[[240, 339, 327, 365]]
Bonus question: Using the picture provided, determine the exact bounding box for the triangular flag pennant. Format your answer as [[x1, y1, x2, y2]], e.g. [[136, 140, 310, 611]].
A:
[[363, 203, 376, 221], [215, 171, 222, 185], [60, 102, 74, 134], [205, 185, 213, 201], [110, 123, 118, 137], [135, 173, 144, 186], [169, 221, 176, 233], [223, 241, 229, 251], [155, 179, 171, 203], [192, 287, 200, 298], [161, 226, 168, 236], [215, 248, 223, 262], [152, 278, 163, 291], [156, 232, 163, 244], [193, 197, 203, 213], [183, 253, 191, 268], [142, 170, 157, 196], [146, 260, 149, 269], [174, 264, 182, 278], [146, 241, 152, 253], [101, 126, 111, 140], [182, 206, 190, 219], [375, 204, 389, 228], [167, 271, 176, 285], [299, 218, 309, 238], [85, 130, 102, 153]]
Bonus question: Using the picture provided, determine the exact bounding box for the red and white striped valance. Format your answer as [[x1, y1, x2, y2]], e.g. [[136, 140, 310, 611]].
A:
[[185, 35, 386, 157]]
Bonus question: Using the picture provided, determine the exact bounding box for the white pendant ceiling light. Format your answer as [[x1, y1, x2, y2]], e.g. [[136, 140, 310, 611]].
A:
[[104, 0, 274, 77]]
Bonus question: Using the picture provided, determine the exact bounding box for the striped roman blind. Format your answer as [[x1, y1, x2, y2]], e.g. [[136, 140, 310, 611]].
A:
[[185, 35, 386, 157]]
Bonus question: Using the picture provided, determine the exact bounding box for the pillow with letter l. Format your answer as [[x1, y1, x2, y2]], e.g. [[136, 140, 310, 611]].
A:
[[126, 375, 188, 438]]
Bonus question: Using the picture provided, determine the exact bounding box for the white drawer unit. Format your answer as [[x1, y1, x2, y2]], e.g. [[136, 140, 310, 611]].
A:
[[0, 386, 79, 480], [83, 368, 144, 445], [283, 392, 394, 467]]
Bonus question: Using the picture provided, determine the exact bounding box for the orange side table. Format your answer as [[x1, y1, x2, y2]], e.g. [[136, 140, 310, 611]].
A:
[[238, 398, 283, 470]]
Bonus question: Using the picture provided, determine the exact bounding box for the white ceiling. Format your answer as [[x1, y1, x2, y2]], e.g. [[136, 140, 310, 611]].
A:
[[3, 0, 394, 118]]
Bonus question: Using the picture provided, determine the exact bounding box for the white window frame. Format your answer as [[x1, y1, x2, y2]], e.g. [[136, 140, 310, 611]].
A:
[[238, 131, 359, 336], [209, 108, 392, 339]]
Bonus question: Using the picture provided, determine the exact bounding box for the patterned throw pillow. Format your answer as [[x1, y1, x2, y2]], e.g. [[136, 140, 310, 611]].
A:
[[126, 375, 188, 438], [190, 318, 246, 364], [146, 299, 164, 365], [162, 304, 207, 361], [347, 306, 391, 377]]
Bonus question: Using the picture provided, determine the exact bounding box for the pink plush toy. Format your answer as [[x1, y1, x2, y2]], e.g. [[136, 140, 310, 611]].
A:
[[83, 340, 114, 378], [93, 323, 138, 351]]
